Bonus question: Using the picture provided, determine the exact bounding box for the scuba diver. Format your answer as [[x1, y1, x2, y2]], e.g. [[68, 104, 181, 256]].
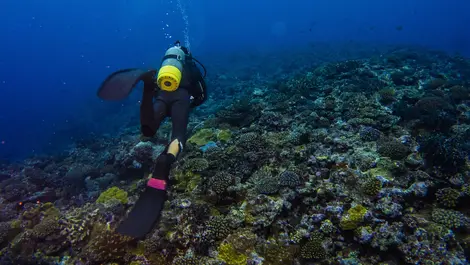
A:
[[97, 40, 207, 238]]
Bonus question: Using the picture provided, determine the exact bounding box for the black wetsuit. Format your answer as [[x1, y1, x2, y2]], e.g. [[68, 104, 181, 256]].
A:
[[139, 56, 207, 148]]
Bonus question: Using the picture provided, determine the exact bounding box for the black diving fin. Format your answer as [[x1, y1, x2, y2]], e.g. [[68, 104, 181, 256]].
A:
[[116, 175, 168, 239], [97, 68, 155, 101]]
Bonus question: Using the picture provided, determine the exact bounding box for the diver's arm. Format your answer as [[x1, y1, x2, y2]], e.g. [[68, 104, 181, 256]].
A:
[[141, 70, 157, 101], [140, 69, 157, 84], [189, 62, 207, 107]]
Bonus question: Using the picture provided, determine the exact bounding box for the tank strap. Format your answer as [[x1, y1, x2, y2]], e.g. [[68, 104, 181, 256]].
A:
[[162, 54, 181, 62]]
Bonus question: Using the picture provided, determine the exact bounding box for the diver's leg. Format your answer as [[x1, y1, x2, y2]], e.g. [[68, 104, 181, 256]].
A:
[[140, 82, 156, 136], [140, 92, 168, 137], [167, 90, 191, 157]]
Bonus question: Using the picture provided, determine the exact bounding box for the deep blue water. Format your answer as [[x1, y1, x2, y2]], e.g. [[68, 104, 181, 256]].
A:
[[0, 0, 469, 161]]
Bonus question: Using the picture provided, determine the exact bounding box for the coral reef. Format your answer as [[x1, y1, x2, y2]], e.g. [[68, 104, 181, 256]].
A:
[[1, 46, 470, 264]]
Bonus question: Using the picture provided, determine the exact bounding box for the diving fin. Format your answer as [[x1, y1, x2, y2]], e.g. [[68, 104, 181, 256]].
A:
[[116, 177, 168, 239], [97, 68, 151, 101]]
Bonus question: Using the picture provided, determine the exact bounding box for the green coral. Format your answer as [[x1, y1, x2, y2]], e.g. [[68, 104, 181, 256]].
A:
[[217, 242, 247, 265], [425, 223, 452, 240], [251, 169, 280, 195], [217, 129, 232, 142], [60, 205, 99, 245], [355, 226, 373, 243], [209, 172, 234, 194], [172, 257, 201, 265], [257, 238, 298, 265], [20, 202, 60, 229], [376, 137, 410, 160], [462, 184, 470, 196], [378, 87, 396, 104], [188, 128, 216, 146], [340, 205, 368, 230], [290, 228, 308, 243], [182, 158, 209, 172], [32, 217, 60, 239], [174, 169, 201, 192], [431, 208, 465, 229], [365, 157, 395, 180], [206, 216, 231, 241], [362, 176, 382, 196], [41, 203, 60, 218], [436, 187, 461, 208], [300, 232, 326, 260], [96, 186, 128, 205], [10, 219, 21, 229], [320, 219, 336, 234], [265, 131, 290, 147], [226, 228, 257, 254], [236, 132, 264, 150]]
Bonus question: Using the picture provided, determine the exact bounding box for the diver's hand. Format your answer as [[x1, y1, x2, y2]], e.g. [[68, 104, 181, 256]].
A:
[[140, 69, 157, 84], [190, 96, 204, 107]]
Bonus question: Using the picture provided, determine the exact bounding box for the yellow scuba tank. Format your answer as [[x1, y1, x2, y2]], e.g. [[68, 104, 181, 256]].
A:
[[156, 42, 186, 91]]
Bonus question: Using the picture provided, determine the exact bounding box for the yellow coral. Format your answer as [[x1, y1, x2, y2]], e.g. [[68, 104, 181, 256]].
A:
[[217, 242, 248, 265], [340, 205, 368, 230], [244, 203, 255, 225], [188, 128, 216, 146], [10, 219, 21, 229], [217, 129, 232, 142], [96, 186, 128, 205], [365, 157, 395, 180], [187, 174, 201, 192], [174, 170, 201, 192]]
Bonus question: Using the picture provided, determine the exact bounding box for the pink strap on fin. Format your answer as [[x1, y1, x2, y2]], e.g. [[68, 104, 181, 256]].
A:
[[147, 178, 167, 190]]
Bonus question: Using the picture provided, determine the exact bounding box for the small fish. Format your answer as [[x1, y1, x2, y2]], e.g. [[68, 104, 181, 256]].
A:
[[396, 25, 403, 31]]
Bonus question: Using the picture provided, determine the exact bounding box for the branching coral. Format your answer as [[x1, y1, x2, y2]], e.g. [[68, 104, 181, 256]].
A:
[[31, 217, 60, 239], [377, 137, 411, 160], [80, 222, 133, 264], [182, 158, 209, 172], [251, 169, 280, 195], [279, 170, 302, 188], [205, 216, 232, 241], [300, 232, 326, 260], [209, 172, 235, 194], [432, 208, 466, 229], [226, 228, 257, 255], [362, 176, 382, 196], [236, 132, 265, 151], [59, 205, 100, 246], [370, 222, 404, 251], [435, 187, 461, 208], [257, 238, 298, 265]]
